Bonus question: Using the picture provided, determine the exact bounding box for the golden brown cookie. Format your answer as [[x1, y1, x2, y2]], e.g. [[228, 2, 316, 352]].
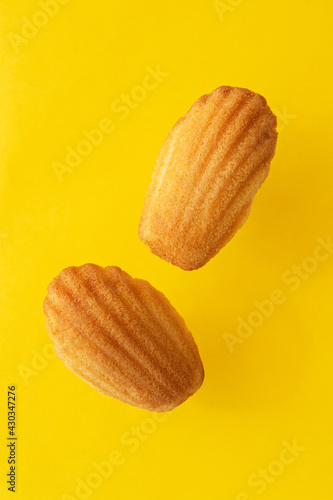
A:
[[43, 264, 204, 412], [139, 86, 278, 270]]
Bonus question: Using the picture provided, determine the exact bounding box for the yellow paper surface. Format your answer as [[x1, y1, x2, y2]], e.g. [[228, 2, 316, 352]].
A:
[[0, 1, 332, 499]]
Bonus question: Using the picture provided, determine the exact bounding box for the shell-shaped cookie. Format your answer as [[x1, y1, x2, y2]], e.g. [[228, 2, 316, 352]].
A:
[[43, 264, 204, 412], [139, 86, 278, 270]]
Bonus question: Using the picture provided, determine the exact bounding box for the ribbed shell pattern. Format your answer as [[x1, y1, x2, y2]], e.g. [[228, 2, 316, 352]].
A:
[[43, 264, 204, 412], [139, 86, 278, 270]]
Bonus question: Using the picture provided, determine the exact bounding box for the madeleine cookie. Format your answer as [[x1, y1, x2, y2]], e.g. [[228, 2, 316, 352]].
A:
[[139, 86, 278, 270], [43, 264, 204, 412]]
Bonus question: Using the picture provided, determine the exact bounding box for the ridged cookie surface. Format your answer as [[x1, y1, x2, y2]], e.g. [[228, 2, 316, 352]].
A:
[[139, 86, 278, 270], [43, 264, 204, 412]]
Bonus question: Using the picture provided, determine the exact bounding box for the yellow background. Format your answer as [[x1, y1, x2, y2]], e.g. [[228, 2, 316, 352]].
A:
[[1, 0, 333, 498]]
